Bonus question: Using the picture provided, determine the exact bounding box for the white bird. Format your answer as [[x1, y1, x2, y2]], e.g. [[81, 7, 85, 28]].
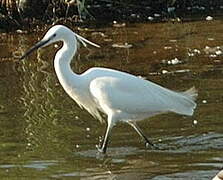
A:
[[21, 25, 198, 154]]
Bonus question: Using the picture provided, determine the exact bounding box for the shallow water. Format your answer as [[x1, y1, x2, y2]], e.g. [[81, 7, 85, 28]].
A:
[[0, 20, 223, 179]]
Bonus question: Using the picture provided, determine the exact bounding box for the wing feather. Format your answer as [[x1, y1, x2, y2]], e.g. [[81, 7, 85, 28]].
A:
[[90, 75, 197, 116]]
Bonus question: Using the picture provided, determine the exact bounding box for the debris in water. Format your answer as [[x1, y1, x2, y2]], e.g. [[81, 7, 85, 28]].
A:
[[169, 39, 177, 43], [164, 46, 172, 50], [188, 48, 201, 57], [112, 43, 132, 48], [16, 29, 23, 34], [91, 32, 107, 37], [113, 22, 126, 28], [162, 58, 182, 65], [147, 16, 154, 21], [153, 51, 157, 54], [207, 37, 215, 41], [162, 70, 169, 74], [154, 13, 161, 17], [193, 49, 201, 54], [206, 16, 213, 21], [193, 120, 198, 125], [215, 50, 222, 55], [209, 54, 217, 58], [204, 46, 223, 57], [174, 69, 190, 73], [167, 58, 182, 65]]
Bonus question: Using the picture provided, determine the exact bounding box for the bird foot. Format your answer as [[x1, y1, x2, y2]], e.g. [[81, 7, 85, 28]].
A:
[[96, 144, 106, 154], [145, 142, 161, 150], [95, 145, 107, 159]]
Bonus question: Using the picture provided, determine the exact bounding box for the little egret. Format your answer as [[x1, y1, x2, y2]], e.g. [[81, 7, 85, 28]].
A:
[[21, 25, 198, 153]]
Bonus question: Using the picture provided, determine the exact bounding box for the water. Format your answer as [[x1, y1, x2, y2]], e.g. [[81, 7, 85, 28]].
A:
[[0, 20, 223, 179]]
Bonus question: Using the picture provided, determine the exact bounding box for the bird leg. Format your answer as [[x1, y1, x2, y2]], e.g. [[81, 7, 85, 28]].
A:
[[97, 121, 113, 154], [128, 121, 159, 149]]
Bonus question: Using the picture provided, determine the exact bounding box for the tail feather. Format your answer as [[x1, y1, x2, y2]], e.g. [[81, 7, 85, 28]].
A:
[[168, 87, 198, 116], [182, 86, 198, 101]]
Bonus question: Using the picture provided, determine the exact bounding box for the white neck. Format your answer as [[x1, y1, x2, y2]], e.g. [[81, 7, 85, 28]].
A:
[[54, 37, 80, 92]]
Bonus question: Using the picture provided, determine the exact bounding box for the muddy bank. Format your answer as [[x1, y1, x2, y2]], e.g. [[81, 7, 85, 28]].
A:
[[0, 0, 223, 31]]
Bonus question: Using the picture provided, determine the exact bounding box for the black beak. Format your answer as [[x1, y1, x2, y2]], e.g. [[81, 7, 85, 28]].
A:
[[20, 35, 54, 60]]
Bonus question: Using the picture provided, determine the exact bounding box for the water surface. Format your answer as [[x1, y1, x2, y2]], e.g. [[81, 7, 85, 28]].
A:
[[0, 20, 223, 179]]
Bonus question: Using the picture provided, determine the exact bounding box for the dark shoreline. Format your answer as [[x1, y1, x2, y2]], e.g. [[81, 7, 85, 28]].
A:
[[0, 0, 223, 31]]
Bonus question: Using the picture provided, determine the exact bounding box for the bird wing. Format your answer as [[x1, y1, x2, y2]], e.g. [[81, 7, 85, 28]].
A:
[[89, 75, 197, 117]]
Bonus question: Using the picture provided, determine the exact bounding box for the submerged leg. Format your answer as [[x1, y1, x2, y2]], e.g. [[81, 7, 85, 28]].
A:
[[97, 118, 114, 154], [127, 121, 158, 149]]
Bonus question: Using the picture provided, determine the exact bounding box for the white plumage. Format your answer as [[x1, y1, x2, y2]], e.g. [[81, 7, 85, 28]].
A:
[[21, 25, 198, 153]]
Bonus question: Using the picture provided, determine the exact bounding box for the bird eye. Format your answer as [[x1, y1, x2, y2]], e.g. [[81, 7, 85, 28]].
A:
[[53, 33, 56, 37]]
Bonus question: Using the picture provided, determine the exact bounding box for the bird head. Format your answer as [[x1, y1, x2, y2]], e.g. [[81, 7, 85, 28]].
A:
[[20, 25, 100, 60], [20, 25, 73, 59]]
